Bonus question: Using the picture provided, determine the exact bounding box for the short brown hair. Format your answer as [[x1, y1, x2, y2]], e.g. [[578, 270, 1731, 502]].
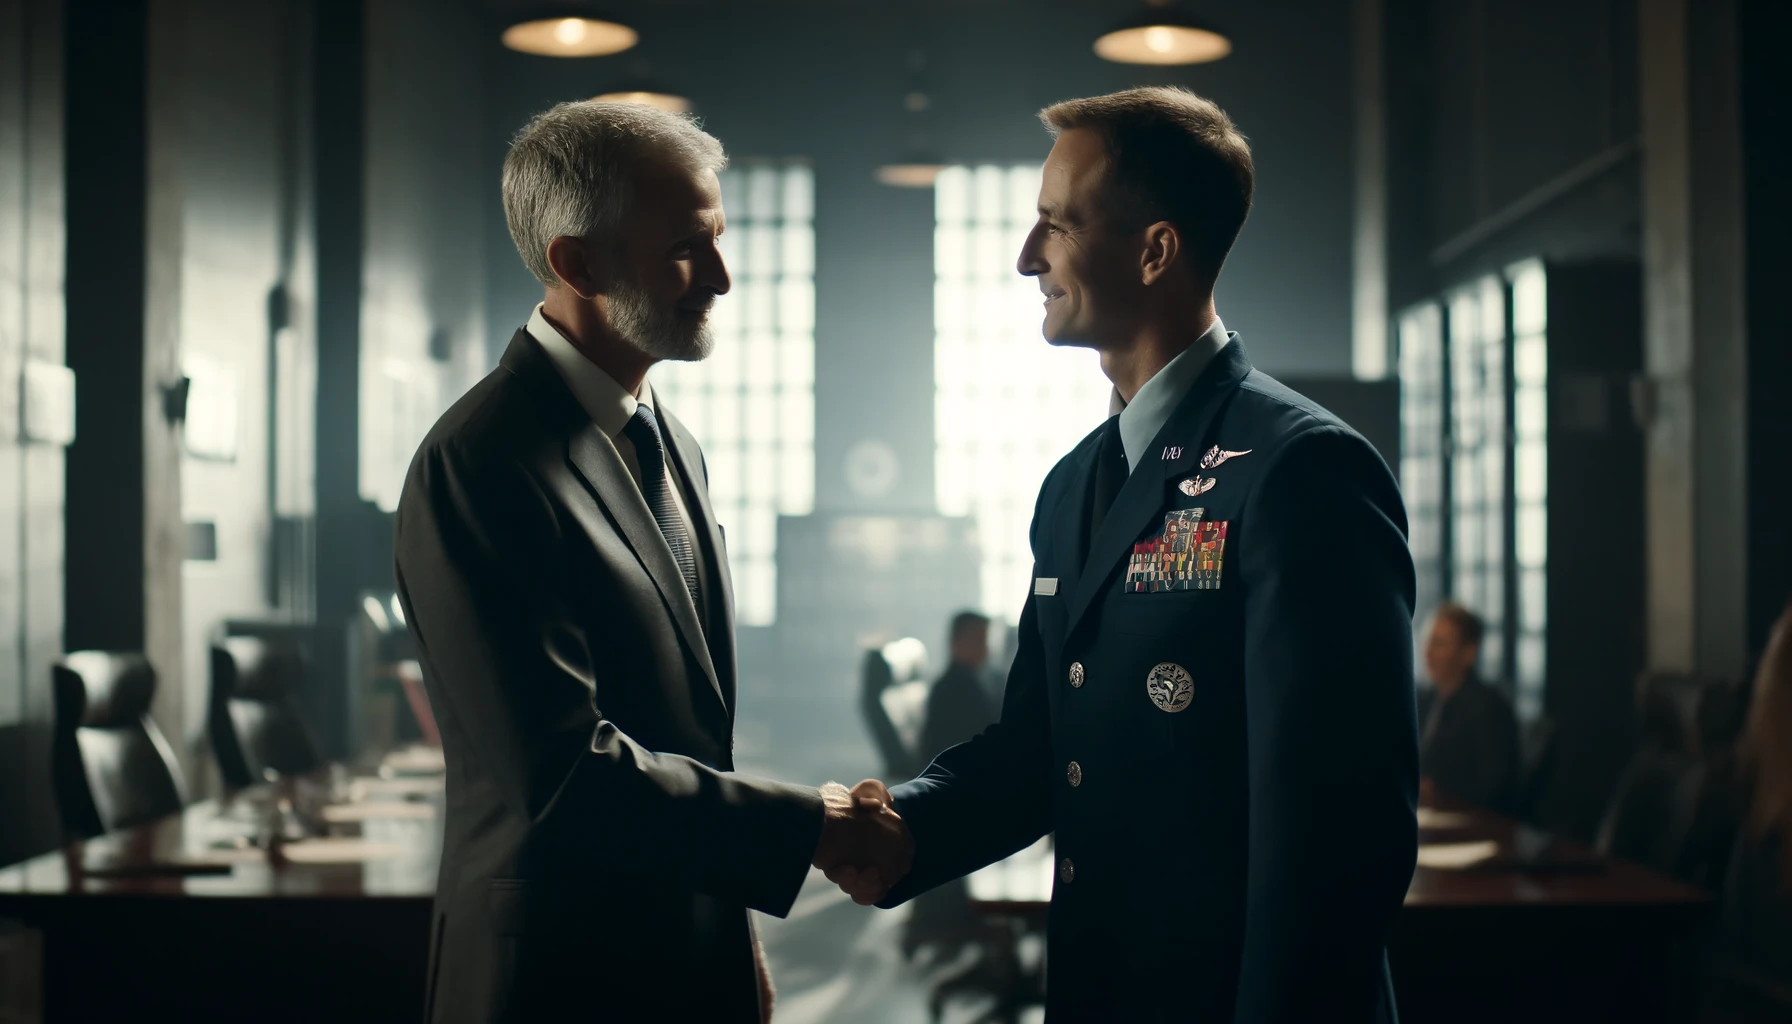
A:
[[1039, 86, 1254, 282], [1432, 601, 1486, 649]]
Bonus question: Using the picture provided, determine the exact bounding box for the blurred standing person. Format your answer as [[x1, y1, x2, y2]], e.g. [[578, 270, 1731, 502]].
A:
[[1418, 602, 1521, 814], [905, 612, 1004, 957], [395, 100, 907, 1023], [918, 611, 1000, 762]]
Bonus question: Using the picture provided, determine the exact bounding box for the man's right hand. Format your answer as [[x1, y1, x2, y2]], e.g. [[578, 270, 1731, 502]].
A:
[[812, 779, 912, 905]]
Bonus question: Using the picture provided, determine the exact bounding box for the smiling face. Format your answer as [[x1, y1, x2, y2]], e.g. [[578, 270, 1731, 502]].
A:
[[607, 158, 732, 361], [1015, 127, 1149, 350]]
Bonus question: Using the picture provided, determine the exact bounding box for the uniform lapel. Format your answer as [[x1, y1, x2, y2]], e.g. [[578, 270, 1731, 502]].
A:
[[1049, 426, 1107, 599], [1063, 338, 1253, 636], [658, 404, 737, 722]]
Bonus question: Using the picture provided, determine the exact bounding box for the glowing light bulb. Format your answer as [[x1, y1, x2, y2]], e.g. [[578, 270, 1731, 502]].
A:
[[554, 18, 587, 45], [1145, 26, 1175, 53]]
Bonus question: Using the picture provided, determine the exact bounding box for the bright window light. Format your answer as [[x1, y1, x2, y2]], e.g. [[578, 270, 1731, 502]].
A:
[[652, 161, 815, 626], [933, 164, 1112, 624]]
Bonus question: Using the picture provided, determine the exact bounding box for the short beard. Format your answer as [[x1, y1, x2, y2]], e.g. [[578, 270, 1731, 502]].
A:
[[609, 277, 715, 362]]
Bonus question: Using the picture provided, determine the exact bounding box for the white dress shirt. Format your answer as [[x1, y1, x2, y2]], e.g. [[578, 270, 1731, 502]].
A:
[[525, 304, 703, 594], [1113, 316, 1230, 472]]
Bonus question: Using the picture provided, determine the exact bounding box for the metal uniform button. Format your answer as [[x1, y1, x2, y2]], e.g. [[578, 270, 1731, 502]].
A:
[[1059, 858, 1075, 883], [1067, 761, 1082, 787], [1068, 662, 1085, 688]]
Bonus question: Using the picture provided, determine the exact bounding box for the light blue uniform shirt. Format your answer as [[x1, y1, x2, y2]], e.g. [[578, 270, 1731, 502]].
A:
[[1116, 316, 1230, 473]]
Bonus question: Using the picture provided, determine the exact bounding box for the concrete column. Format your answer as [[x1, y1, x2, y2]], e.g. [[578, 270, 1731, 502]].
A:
[[1637, 0, 1749, 680]]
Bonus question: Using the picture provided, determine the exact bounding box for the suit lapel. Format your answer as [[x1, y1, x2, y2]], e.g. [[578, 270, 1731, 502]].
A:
[[1063, 338, 1254, 636], [659, 404, 737, 721], [499, 330, 729, 721]]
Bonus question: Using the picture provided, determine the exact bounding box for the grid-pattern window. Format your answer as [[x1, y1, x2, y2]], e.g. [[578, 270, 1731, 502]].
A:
[[1508, 259, 1548, 720], [651, 161, 815, 626], [1448, 276, 1508, 681], [934, 164, 1111, 624], [1397, 301, 1447, 649]]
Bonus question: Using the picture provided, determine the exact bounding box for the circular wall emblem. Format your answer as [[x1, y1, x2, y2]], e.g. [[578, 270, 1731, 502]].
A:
[[1145, 662, 1194, 713], [844, 439, 900, 498]]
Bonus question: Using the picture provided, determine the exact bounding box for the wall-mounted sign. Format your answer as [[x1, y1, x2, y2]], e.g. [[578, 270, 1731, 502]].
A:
[[21, 360, 76, 446], [182, 352, 239, 462]]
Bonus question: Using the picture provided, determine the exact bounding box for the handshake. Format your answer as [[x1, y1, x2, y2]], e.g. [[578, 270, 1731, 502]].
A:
[[811, 779, 914, 905]]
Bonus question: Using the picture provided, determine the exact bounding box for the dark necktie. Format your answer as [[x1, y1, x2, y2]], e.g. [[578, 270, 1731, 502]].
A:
[[1087, 415, 1128, 554], [622, 405, 701, 614]]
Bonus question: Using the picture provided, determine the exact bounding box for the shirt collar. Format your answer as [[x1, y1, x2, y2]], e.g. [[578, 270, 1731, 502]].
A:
[[1115, 316, 1229, 471], [525, 302, 656, 439]]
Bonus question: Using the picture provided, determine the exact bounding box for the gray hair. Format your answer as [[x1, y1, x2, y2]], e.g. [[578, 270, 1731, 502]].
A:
[[502, 101, 728, 286]]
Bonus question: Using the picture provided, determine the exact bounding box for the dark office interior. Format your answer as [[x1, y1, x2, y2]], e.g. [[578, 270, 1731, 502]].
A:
[[1, 0, 1790, 1020]]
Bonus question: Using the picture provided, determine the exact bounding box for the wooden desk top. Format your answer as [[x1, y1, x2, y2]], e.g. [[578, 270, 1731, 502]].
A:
[[0, 776, 443, 901], [967, 800, 1711, 912]]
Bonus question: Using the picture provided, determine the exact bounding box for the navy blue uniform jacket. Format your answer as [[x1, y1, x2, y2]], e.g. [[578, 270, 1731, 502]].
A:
[[880, 337, 1419, 1022]]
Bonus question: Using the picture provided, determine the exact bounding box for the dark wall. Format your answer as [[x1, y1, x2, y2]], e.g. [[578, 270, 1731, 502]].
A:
[[0, 0, 65, 866], [1388, 0, 1641, 306], [1741, 0, 1792, 658], [484, 0, 1359, 513]]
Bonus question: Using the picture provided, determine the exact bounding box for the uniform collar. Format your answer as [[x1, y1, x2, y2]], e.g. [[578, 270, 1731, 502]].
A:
[[1115, 316, 1229, 472], [525, 302, 658, 438]]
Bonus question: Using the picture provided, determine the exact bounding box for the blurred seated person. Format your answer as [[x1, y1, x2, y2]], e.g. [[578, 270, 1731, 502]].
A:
[[1724, 602, 1792, 981], [1418, 602, 1520, 813], [919, 611, 1000, 763]]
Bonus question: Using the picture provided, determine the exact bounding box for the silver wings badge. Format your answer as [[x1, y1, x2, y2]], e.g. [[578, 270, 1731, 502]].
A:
[[1199, 446, 1253, 470]]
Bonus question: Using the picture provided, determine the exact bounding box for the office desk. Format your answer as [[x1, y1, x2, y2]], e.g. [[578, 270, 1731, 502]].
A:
[[0, 778, 442, 1022], [966, 801, 1711, 1023]]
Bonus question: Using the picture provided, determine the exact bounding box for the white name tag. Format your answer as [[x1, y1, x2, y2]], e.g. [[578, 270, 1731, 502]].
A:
[[1034, 577, 1059, 596]]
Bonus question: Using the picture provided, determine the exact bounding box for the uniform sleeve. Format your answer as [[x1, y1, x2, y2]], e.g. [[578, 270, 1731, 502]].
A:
[[878, 482, 1060, 906], [395, 440, 824, 917], [1234, 426, 1419, 1022]]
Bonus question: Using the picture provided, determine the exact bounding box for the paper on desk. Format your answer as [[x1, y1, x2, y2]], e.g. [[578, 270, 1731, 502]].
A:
[[350, 776, 444, 800], [1415, 808, 1473, 829], [278, 838, 408, 864], [381, 746, 446, 775], [321, 801, 436, 823], [1415, 840, 1500, 870]]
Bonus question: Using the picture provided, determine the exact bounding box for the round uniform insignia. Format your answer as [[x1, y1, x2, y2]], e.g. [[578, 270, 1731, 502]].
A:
[[1146, 662, 1194, 713]]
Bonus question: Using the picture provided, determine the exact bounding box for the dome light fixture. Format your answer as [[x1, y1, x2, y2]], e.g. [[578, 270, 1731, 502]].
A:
[[1094, 2, 1231, 66], [502, 12, 637, 58], [592, 75, 691, 113], [874, 160, 946, 188]]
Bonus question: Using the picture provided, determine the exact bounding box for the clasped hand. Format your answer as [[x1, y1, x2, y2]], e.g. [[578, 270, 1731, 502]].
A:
[[811, 779, 913, 906]]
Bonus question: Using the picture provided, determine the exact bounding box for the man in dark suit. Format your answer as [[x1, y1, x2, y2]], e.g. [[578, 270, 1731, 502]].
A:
[[831, 87, 1419, 1021], [1418, 602, 1521, 813], [395, 100, 908, 1023]]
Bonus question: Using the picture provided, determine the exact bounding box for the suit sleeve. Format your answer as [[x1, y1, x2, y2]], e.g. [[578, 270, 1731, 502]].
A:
[[395, 439, 823, 917], [877, 485, 1060, 906], [1234, 426, 1419, 1022]]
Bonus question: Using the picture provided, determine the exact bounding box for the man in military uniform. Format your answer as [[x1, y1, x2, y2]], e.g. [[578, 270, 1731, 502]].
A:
[[832, 87, 1418, 1021]]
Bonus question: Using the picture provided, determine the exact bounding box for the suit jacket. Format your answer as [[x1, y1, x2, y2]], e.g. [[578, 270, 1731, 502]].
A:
[[881, 337, 1419, 1022], [1418, 678, 1521, 814], [395, 329, 824, 1023]]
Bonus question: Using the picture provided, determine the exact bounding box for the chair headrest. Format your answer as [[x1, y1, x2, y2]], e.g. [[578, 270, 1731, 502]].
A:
[[215, 637, 305, 700], [54, 652, 157, 729]]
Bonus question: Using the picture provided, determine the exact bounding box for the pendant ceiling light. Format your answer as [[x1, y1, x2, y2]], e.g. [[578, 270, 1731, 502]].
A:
[[1094, 1, 1231, 66], [502, 10, 637, 58], [875, 51, 945, 188], [874, 160, 946, 188], [592, 78, 691, 114]]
